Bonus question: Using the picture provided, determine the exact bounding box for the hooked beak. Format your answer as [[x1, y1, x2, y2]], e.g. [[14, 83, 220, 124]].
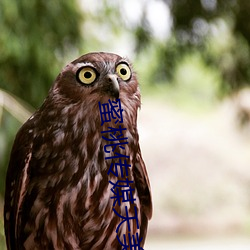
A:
[[107, 74, 119, 99]]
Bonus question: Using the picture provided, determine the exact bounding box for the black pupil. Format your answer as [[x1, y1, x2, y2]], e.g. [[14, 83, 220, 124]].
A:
[[120, 68, 127, 75], [84, 71, 92, 79]]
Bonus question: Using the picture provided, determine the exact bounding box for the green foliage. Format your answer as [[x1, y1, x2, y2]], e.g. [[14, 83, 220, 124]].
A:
[[0, 202, 6, 250], [207, 21, 250, 95], [134, 0, 250, 96], [136, 46, 220, 112], [0, 0, 82, 108], [171, 0, 250, 93], [171, 53, 221, 110], [0, 110, 23, 196]]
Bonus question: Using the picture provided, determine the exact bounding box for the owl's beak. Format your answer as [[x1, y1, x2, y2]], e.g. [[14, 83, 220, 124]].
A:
[[107, 74, 119, 99]]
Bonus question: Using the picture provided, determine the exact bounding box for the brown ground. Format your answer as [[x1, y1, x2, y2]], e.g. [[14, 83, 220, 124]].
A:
[[138, 99, 250, 238]]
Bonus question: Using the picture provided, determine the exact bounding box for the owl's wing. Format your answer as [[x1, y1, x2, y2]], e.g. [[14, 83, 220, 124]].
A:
[[134, 147, 152, 220], [4, 121, 33, 249]]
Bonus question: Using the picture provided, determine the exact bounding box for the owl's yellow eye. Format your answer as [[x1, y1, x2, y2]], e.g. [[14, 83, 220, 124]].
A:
[[116, 63, 131, 81], [77, 67, 97, 85]]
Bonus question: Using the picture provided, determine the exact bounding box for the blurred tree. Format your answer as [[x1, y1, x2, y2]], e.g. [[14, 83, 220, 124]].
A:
[[168, 0, 250, 95], [0, 0, 82, 108], [0, 0, 83, 196], [134, 0, 250, 96]]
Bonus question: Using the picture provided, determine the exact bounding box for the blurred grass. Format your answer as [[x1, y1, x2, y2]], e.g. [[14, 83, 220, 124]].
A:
[[0, 200, 6, 250], [137, 49, 221, 114]]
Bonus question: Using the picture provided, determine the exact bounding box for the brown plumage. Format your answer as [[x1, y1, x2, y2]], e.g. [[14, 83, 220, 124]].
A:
[[4, 52, 152, 249]]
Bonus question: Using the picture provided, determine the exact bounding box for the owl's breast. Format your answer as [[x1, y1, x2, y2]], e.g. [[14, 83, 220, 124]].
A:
[[20, 113, 142, 249]]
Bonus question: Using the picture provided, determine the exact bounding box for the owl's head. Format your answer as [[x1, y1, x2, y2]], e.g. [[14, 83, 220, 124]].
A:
[[51, 52, 141, 109]]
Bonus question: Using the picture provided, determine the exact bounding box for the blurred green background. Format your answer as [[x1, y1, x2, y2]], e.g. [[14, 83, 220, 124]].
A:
[[1, 0, 250, 249]]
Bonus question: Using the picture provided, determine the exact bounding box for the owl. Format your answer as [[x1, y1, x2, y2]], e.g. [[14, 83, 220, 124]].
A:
[[4, 52, 152, 249]]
